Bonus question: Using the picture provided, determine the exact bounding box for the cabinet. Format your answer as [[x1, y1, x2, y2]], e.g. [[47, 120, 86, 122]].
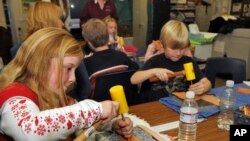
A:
[[170, 0, 195, 24]]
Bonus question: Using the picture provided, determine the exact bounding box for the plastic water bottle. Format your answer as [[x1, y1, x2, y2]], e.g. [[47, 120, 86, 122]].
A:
[[217, 80, 236, 130], [178, 91, 198, 141]]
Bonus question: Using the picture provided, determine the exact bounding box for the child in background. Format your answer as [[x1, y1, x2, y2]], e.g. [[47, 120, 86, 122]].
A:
[[0, 28, 133, 141], [103, 16, 139, 55], [144, 40, 193, 62], [10, 1, 65, 58], [82, 18, 139, 77], [144, 40, 165, 62], [103, 16, 125, 52], [130, 20, 211, 102]]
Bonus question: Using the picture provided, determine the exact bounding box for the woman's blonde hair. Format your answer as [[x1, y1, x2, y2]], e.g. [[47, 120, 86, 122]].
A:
[[160, 20, 189, 49], [24, 1, 64, 40], [0, 27, 83, 110]]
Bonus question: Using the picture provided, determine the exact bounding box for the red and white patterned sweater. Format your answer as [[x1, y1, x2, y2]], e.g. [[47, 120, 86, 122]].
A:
[[0, 83, 102, 141]]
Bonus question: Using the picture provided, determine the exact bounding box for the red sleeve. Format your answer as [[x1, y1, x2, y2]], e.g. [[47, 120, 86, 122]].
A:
[[0, 83, 39, 108]]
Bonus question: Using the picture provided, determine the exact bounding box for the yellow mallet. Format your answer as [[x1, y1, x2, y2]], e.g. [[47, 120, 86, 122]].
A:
[[109, 85, 129, 119], [183, 62, 196, 84]]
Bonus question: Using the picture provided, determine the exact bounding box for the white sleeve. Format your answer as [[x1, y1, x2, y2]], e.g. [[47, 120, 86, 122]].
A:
[[0, 97, 102, 141]]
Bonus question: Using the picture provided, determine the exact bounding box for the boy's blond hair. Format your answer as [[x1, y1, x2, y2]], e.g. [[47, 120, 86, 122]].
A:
[[160, 20, 189, 49]]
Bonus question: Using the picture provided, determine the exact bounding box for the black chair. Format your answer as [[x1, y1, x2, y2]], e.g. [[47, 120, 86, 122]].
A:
[[0, 26, 12, 65], [91, 70, 141, 106], [205, 57, 246, 88]]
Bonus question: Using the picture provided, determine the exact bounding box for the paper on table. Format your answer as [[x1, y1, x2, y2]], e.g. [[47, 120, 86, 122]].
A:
[[152, 121, 179, 133], [151, 118, 206, 133], [243, 81, 250, 87]]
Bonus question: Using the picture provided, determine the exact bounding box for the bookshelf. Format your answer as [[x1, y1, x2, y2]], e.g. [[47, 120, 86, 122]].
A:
[[231, 0, 250, 19], [170, 0, 196, 24]]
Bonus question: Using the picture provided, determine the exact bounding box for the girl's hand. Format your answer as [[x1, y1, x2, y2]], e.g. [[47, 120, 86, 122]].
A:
[[100, 101, 119, 123], [112, 117, 133, 138]]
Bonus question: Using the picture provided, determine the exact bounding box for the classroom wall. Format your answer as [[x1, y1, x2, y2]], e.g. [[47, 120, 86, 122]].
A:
[[4, 0, 233, 45], [0, 0, 7, 28], [133, 0, 147, 49], [3, 0, 26, 44]]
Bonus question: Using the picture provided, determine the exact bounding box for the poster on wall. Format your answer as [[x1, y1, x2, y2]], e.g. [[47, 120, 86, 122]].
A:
[[22, 0, 40, 11]]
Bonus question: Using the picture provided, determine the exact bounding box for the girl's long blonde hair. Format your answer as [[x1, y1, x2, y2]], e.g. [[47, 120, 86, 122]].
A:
[[0, 27, 83, 110], [24, 1, 64, 40]]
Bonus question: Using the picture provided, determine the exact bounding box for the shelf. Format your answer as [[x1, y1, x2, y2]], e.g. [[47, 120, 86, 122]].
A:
[[170, 8, 195, 11], [231, 0, 250, 18], [170, 0, 187, 4], [170, 0, 195, 24]]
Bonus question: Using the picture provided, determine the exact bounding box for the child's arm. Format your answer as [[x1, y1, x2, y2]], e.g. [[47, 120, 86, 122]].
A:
[[144, 41, 164, 62], [0, 98, 116, 141], [130, 68, 174, 84]]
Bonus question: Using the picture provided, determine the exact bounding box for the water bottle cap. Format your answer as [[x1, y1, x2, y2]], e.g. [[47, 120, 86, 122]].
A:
[[186, 91, 195, 99], [226, 80, 234, 87]]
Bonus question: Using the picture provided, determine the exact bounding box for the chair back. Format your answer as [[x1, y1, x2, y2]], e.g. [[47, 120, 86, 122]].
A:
[[0, 26, 12, 65], [0, 134, 14, 141], [205, 57, 246, 88], [91, 70, 140, 106]]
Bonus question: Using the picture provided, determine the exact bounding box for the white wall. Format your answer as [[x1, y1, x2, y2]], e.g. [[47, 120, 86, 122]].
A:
[[133, 0, 147, 49], [8, 0, 26, 44]]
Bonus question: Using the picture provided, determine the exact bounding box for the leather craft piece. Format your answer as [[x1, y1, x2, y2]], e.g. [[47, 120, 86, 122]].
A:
[[173, 92, 219, 106], [238, 87, 250, 94]]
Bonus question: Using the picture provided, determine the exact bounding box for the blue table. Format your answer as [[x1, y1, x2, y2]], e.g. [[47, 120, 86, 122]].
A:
[[159, 83, 250, 118]]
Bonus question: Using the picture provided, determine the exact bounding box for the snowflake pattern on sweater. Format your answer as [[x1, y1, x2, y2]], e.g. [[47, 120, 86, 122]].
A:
[[1, 97, 102, 141]]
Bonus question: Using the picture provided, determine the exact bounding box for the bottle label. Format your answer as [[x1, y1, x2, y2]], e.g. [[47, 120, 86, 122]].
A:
[[180, 107, 198, 123]]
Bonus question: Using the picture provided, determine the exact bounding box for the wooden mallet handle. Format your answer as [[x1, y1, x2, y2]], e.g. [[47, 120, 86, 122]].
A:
[[73, 120, 103, 141], [149, 70, 185, 82]]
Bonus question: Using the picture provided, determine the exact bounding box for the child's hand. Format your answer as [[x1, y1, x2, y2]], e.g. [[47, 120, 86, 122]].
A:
[[145, 41, 164, 62], [100, 100, 119, 123], [188, 81, 205, 95], [152, 68, 174, 81], [112, 117, 133, 138], [153, 40, 164, 52], [147, 43, 157, 54]]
